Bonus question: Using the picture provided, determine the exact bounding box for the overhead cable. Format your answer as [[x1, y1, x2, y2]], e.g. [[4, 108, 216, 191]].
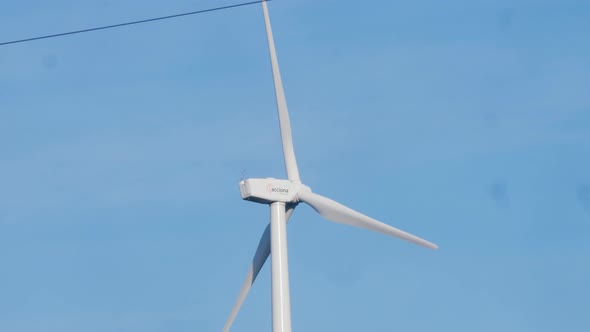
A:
[[0, 0, 270, 47]]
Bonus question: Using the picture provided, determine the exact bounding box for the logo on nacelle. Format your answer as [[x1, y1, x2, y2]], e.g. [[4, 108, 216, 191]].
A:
[[266, 183, 289, 195]]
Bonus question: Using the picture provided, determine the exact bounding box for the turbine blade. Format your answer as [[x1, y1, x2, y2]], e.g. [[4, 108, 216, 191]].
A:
[[262, 1, 301, 182], [223, 206, 295, 332], [298, 191, 438, 250]]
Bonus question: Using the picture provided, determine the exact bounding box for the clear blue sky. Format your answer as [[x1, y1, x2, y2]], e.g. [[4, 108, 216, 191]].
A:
[[1, 0, 589, 331]]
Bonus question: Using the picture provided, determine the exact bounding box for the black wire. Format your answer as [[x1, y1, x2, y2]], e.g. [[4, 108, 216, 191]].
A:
[[0, 0, 269, 47]]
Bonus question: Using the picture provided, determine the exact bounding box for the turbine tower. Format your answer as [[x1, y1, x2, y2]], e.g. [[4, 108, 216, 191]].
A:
[[223, 2, 438, 331]]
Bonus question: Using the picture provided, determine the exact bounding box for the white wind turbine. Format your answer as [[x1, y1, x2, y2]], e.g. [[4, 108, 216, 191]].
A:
[[223, 2, 438, 332]]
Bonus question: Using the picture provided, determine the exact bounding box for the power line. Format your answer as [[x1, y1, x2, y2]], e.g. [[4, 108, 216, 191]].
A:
[[0, 0, 269, 47]]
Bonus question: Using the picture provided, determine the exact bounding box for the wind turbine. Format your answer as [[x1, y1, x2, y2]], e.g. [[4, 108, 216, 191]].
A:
[[223, 2, 438, 331]]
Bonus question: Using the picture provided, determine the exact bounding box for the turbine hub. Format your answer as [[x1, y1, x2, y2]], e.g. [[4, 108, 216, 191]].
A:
[[239, 178, 308, 204]]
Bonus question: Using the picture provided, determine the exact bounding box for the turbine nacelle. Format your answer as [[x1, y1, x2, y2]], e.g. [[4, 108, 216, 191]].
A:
[[239, 178, 310, 204]]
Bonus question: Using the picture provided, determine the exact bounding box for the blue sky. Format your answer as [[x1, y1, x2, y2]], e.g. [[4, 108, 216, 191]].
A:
[[1, 0, 589, 331]]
